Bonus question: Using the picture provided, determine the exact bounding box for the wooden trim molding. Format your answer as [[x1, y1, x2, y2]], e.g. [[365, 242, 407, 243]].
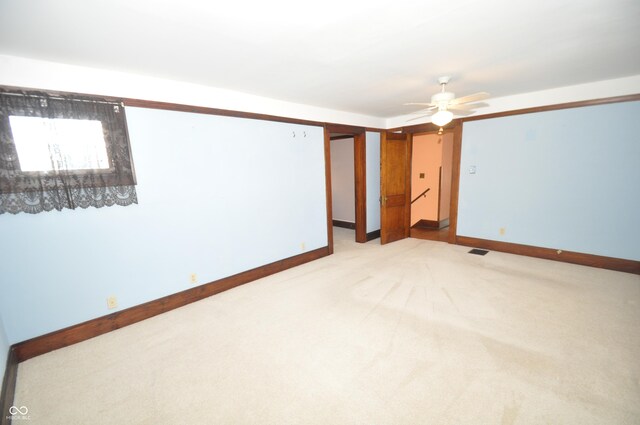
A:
[[393, 94, 640, 133], [366, 230, 381, 241], [436, 167, 441, 221], [324, 123, 366, 135], [12, 247, 330, 362], [460, 94, 640, 122], [332, 220, 356, 229], [1, 85, 386, 133], [448, 123, 463, 244], [413, 219, 439, 229], [389, 120, 458, 134], [323, 128, 334, 255], [412, 219, 449, 229], [326, 128, 368, 244], [456, 236, 640, 275], [354, 133, 367, 243], [0, 348, 18, 425], [405, 134, 413, 238], [124, 98, 326, 127]]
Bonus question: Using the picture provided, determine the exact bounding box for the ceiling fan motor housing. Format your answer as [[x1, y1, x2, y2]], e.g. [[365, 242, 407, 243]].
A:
[[431, 91, 455, 107]]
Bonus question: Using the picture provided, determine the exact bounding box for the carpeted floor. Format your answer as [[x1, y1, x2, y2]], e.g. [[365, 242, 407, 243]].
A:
[[13, 228, 640, 424]]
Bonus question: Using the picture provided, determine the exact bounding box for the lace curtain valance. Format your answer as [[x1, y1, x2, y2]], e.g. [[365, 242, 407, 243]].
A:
[[0, 89, 137, 214]]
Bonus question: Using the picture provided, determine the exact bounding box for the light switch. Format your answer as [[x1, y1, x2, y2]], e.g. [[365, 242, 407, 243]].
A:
[[469, 166, 476, 174]]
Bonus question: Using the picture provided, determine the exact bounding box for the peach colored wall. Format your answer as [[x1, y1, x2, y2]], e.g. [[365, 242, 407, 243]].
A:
[[411, 133, 442, 225], [439, 132, 454, 220]]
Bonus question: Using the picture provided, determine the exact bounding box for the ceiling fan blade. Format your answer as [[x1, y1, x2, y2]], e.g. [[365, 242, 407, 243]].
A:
[[410, 106, 437, 113], [450, 92, 490, 105], [450, 110, 475, 117], [410, 109, 436, 116], [406, 114, 431, 122], [403, 102, 435, 106], [447, 104, 474, 111], [447, 102, 489, 111]]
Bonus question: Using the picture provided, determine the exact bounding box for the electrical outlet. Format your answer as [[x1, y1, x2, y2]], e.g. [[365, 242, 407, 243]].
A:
[[190, 273, 198, 284], [499, 227, 506, 235], [107, 296, 118, 309]]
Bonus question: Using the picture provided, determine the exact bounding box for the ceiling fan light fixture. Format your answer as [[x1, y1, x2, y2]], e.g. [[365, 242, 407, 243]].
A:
[[403, 76, 489, 125], [431, 110, 453, 127]]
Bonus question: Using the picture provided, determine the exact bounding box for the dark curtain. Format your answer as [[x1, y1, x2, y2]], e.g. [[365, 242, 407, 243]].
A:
[[0, 89, 137, 214]]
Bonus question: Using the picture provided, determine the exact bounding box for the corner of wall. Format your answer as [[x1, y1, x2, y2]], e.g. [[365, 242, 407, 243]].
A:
[[0, 312, 9, 387]]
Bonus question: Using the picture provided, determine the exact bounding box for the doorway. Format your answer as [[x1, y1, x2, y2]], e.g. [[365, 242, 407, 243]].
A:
[[329, 133, 357, 235], [324, 125, 367, 250], [409, 129, 455, 242]]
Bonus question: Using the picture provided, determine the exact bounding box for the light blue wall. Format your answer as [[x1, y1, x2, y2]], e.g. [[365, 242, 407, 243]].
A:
[[458, 101, 640, 261], [0, 312, 8, 384], [0, 107, 328, 343], [366, 132, 381, 233]]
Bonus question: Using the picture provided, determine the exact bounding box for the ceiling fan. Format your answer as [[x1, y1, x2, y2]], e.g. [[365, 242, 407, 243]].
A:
[[405, 76, 489, 126]]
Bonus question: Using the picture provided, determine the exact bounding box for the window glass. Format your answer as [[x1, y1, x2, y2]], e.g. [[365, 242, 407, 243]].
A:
[[9, 116, 110, 172]]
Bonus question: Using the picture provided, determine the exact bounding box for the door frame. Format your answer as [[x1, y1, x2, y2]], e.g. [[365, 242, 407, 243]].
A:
[[324, 124, 368, 253], [388, 121, 462, 244], [448, 122, 463, 244], [408, 126, 458, 236]]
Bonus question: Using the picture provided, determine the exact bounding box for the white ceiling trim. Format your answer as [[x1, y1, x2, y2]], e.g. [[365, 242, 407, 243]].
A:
[[0, 55, 386, 129], [1, 55, 638, 131]]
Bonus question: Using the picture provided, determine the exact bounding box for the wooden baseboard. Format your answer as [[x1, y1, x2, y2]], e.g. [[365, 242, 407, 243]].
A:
[[12, 246, 330, 362], [412, 218, 449, 229], [412, 219, 438, 229], [456, 236, 640, 275], [332, 220, 356, 229], [366, 230, 381, 241], [0, 348, 18, 425]]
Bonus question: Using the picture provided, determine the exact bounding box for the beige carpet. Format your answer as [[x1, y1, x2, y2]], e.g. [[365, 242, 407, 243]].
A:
[[13, 228, 640, 424]]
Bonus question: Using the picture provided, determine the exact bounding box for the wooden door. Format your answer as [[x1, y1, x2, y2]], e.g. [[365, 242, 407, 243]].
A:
[[380, 132, 411, 244]]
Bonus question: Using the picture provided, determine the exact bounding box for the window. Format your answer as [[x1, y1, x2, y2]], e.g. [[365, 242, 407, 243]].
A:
[[10, 116, 110, 172], [0, 89, 137, 214]]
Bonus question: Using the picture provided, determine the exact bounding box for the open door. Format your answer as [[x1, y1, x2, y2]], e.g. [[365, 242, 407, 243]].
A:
[[380, 132, 411, 244]]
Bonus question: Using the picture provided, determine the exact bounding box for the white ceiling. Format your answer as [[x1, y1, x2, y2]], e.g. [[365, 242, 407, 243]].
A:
[[0, 0, 639, 119]]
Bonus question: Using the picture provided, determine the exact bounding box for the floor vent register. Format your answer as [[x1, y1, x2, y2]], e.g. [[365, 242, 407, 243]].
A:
[[468, 248, 489, 256]]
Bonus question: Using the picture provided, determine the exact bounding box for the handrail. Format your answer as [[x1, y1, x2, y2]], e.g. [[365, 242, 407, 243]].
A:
[[411, 187, 430, 204]]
